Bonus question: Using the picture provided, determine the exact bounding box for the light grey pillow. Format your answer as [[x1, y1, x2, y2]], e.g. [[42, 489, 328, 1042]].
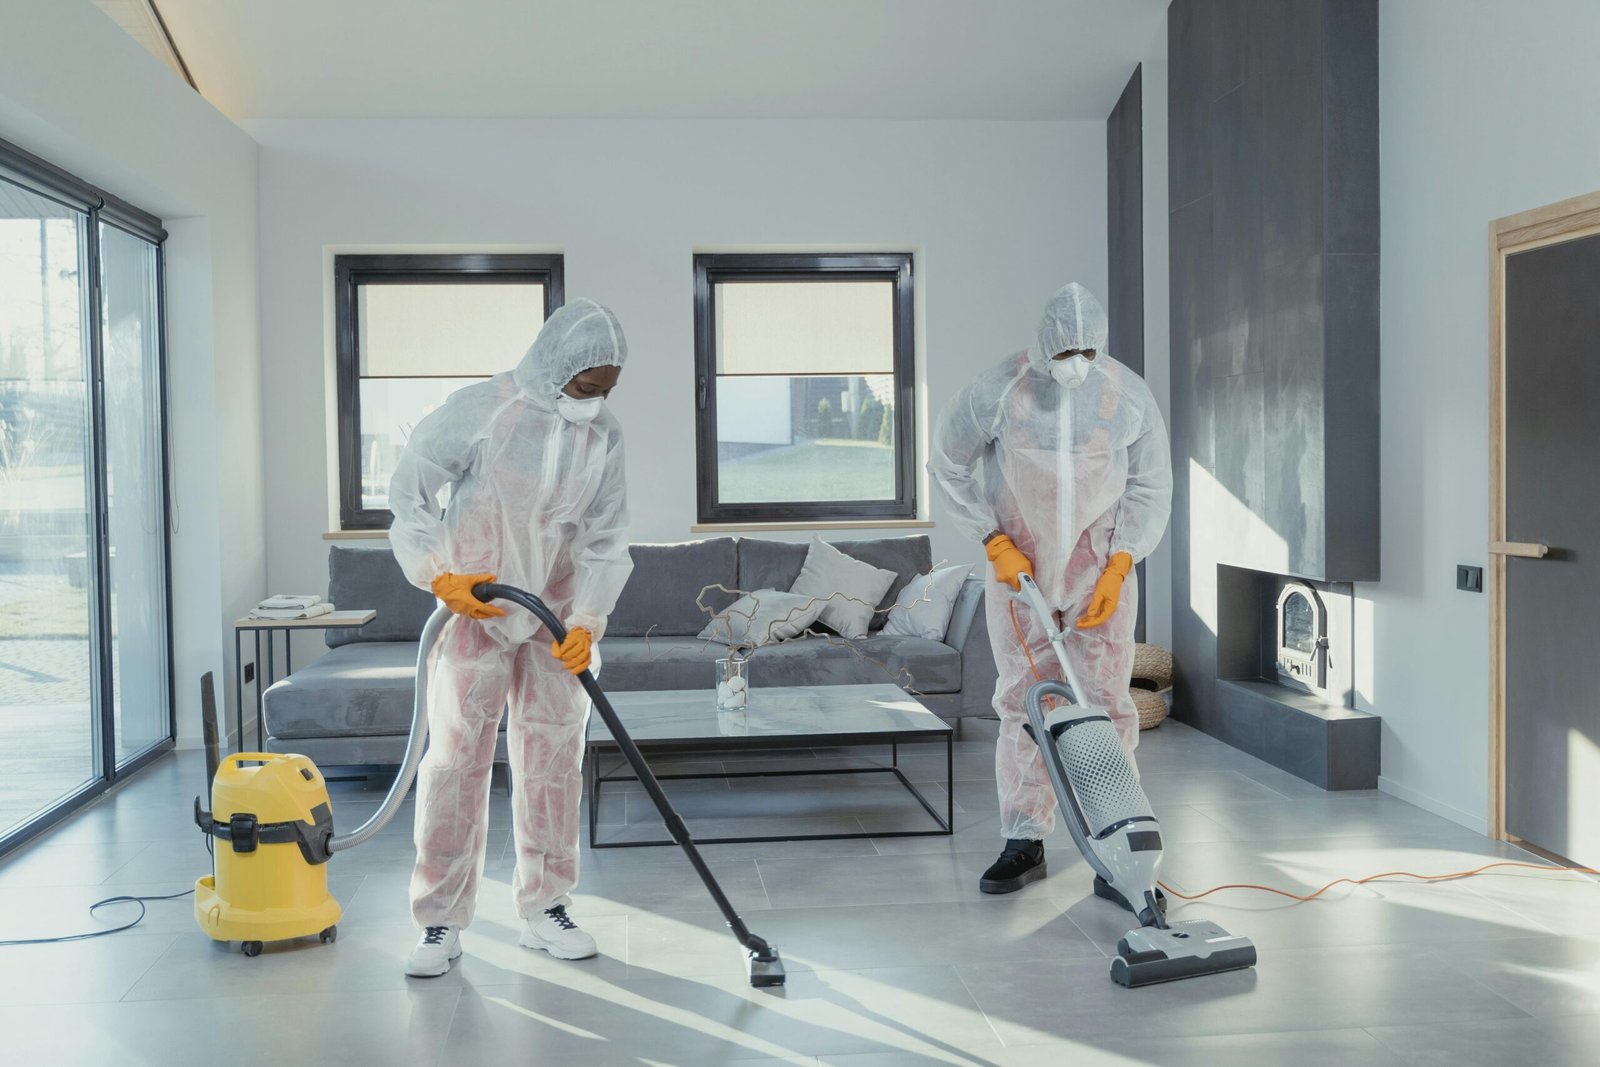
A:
[[883, 564, 974, 641], [789, 538, 899, 639], [696, 589, 824, 648]]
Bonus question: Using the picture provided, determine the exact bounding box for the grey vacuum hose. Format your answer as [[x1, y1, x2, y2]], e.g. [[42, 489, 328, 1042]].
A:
[[326, 604, 452, 853]]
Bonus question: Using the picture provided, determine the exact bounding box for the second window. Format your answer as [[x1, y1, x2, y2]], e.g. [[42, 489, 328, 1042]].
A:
[[693, 253, 916, 524]]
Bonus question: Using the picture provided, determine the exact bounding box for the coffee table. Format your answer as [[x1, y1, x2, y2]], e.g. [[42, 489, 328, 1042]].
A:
[[585, 683, 954, 848]]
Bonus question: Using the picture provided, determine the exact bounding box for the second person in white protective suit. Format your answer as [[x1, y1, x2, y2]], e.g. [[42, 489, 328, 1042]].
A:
[[388, 298, 634, 978], [928, 282, 1171, 901]]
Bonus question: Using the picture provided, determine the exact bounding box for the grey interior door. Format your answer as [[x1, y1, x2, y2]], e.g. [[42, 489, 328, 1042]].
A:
[[1504, 232, 1600, 865]]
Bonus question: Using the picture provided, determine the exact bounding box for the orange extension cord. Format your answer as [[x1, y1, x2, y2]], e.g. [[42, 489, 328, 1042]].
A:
[[1006, 601, 1599, 903]]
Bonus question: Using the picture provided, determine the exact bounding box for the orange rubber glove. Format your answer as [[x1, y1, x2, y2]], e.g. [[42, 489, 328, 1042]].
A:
[[1076, 552, 1133, 629], [431, 572, 506, 619], [552, 627, 593, 675], [985, 533, 1034, 591]]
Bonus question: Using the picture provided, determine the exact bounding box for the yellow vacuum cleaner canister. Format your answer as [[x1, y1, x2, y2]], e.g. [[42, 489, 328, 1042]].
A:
[[193, 752, 341, 951]]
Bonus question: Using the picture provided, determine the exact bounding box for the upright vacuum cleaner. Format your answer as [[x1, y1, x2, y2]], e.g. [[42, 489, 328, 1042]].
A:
[[1014, 573, 1256, 987], [195, 583, 785, 987]]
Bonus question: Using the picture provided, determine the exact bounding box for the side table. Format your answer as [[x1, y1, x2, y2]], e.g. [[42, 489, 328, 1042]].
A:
[[232, 610, 376, 752]]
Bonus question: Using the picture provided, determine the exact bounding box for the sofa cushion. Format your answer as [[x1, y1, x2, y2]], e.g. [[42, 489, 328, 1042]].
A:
[[325, 545, 437, 648], [790, 539, 899, 638], [598, 632, 960, 695], [607, 538, 740, 637], [736, 536, 933, 630], [262, 641, 479, 739], [883, 564, 975, 640], [695, 588, 826, 648]]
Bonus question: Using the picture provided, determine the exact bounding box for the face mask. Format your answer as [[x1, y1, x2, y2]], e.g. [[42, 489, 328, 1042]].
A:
[[1049, 356, 1092, 389], [556, 394, 604, 424]]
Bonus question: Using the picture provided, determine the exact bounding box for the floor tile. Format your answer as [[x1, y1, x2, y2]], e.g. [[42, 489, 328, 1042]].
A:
[[122, 917, 632, 1000], [0, 988, 459, 1066], [1420, 934, 1600, 1018], [823, 1027, 1408, 1066], [0, 931, 178, 1004], [449, 965, 1001, 1064], [1367, 1014, 1600, 1067], [625, 898, 1103, 979], [957, 944, 1528, 1044]]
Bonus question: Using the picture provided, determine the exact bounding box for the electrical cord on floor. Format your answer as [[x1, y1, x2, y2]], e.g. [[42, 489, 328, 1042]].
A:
[[1159, 861, 1599, 904], [0, 889, 195, 946], [1005, 601, 1600, 904]]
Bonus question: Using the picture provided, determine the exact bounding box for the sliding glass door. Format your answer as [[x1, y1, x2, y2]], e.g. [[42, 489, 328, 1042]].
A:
[[0, 185, 99, 835], [0, 144, 171, 851], [100, 223, 170, 763]]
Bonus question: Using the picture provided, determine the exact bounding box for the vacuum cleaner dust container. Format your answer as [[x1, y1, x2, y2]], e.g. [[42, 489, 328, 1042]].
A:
[[193, 752, 341, 955]]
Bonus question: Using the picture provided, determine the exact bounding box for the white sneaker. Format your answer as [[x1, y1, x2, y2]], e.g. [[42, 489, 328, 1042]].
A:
[[520, 903, 597, 960], [405, 925, 461, 977]]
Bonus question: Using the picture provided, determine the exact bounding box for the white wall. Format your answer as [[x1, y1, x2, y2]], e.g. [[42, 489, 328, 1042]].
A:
[[248, 118, 1108, 630], [0, 0, 263, 747], [1372, 0, 1600, 830]]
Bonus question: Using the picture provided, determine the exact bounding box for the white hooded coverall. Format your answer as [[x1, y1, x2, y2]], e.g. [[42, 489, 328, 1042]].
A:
[[389, 298, 633, 927], [929, 284, 1172, 840]]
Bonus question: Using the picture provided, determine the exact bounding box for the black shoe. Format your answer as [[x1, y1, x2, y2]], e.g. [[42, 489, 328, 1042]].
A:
[[1093, 873, 1167, 918], [979, 839, 1047, 894]]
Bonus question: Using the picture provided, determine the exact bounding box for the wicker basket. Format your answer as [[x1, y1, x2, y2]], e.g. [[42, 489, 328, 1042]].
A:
[[1132, 685, 1171, 730], [1132, 643, 1174, 688]]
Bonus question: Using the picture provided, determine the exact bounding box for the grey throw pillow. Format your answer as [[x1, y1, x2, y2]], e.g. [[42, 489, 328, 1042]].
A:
[[882, 564, 974, 641], [696, 589, 824, 648], [789, 538, 899, 639]]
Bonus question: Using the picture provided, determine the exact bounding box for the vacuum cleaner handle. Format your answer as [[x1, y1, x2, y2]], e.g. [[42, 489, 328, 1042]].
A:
[[1015, 572, 1097, 711]]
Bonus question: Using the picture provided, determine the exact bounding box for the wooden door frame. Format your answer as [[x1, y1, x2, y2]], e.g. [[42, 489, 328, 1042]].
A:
[[1488, 189, 1600, 840]]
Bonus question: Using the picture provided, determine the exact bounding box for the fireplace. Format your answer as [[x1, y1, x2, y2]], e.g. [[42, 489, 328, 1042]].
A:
[[1215, 565, 1351, 703], [1275, 582, 1328, 691], [1207, 565, 1374, 790]]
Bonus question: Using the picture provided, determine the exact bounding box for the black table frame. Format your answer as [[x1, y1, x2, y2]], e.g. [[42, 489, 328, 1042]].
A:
[[585, 730, 954, 848], [234, 625, 295, 754]]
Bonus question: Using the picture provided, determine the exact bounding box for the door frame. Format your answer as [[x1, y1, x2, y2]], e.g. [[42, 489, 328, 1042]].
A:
[[1488, 189, 1600, 840]]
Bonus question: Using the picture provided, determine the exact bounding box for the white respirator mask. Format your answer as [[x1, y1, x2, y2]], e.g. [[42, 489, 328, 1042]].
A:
[[1049, 356, 1093, 389], [556, 394, 604, 424]]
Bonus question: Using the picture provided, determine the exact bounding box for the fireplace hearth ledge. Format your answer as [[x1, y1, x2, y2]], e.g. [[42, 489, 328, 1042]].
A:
[[1214, 679, 1380, 791]]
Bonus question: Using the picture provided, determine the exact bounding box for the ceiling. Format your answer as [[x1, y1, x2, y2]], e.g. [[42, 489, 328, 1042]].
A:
[[127, 0, 1164, 121]]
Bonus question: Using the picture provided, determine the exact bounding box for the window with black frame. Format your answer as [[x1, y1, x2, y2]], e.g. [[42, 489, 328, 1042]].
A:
[[693, 253, 916, 524], [334, 253, 563, 529]]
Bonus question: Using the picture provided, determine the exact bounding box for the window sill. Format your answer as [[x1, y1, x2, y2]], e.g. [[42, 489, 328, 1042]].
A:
[[689, 519, 934, 534], [324, 530, 389, 541]]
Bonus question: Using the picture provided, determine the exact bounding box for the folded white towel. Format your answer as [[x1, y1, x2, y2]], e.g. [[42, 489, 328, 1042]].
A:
[[249, 602, 335, 621], [258, 594, 322, 610]]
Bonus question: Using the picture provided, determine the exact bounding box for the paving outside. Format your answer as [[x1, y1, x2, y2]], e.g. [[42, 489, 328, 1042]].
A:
[[2, 715, 1599, 1065], [0, 567, 143, 833]]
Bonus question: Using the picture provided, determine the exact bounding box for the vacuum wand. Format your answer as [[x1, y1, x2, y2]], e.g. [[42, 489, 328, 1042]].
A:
[[474, 582, 786, 989], [1015, 572, 1093, 707]]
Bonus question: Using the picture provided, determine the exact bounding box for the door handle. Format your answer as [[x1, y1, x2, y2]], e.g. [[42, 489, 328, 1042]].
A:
[[1490, 541, 1550, 558]]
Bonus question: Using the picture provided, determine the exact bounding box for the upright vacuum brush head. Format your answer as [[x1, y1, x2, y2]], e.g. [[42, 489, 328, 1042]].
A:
[[1015, 574, 1256, 987]]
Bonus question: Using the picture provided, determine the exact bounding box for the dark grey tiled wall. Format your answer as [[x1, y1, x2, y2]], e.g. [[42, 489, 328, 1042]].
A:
[[1107, 65, 1146, 638], [1167, 0, 1380, 774]]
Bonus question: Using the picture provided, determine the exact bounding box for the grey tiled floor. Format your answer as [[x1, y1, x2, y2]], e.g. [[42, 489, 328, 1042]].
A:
[[3, 720, 1598, 1066]]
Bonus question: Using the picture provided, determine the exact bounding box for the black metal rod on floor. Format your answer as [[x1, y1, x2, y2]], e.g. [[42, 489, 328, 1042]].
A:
[[476, 583, 778, 964]]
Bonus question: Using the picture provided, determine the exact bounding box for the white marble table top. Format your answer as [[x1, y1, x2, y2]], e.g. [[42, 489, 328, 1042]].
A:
[[587, 683, 950, 745]]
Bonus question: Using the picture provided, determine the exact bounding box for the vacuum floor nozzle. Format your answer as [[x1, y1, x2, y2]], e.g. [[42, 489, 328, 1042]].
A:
[[1110, 921, 1258, 988], [746, 946, 786, 988]]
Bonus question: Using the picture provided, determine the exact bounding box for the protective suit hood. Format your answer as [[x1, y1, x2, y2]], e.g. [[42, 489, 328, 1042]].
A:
[[513, 297, 628, 404], [1028, 283, 1109, 374]]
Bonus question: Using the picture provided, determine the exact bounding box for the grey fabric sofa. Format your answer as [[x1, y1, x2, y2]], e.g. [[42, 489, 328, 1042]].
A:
[[262, 535, 998, 766]]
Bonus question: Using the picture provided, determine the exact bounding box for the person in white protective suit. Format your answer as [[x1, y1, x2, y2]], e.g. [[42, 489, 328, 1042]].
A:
[[389, 298, 633, 978], [928, 283, 1171, 898]]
